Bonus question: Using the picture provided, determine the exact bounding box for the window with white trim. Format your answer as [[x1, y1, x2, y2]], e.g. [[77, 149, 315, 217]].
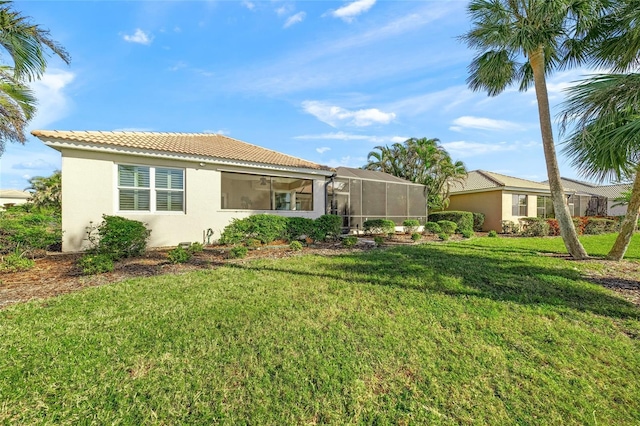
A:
[[117, 165, 184, 212], [512, 194, 527, 216]]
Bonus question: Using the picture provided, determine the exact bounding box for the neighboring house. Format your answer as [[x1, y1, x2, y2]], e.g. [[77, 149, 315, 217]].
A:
[[32, 130, 335, 252], [329, 167, 428, 230], [0, 189, 31, 209], [558, 177, 631, 216], [447, 170, 572, 232]]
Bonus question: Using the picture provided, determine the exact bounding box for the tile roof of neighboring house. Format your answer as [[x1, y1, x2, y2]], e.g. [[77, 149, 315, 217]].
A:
[[32, 130, 334, 172], [0, 189, 31, 199], [335, 167, 422, 184], [450, 170, 553, 193], [558, 177, 631, 199]]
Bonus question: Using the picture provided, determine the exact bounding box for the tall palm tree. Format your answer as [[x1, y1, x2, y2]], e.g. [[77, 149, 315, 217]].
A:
[[561, 74, 640, 260], [0, 1, 70, 153], [461, 0, 611, 259]]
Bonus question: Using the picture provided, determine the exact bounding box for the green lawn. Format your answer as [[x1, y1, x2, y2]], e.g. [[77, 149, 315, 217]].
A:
[[1, 235, 639, 424]]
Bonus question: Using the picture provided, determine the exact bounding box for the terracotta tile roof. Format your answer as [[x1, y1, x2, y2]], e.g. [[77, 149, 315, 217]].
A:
[[450, 170, 553, 193], [32, 130, 333, 172]]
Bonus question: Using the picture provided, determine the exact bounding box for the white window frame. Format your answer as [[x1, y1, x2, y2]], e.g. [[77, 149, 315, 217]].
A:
[[115, 163, 185, 214]]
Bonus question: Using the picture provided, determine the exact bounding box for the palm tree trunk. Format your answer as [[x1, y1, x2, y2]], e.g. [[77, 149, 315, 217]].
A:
[[529, 47, 588, 259], [607, 166, 640, 260]]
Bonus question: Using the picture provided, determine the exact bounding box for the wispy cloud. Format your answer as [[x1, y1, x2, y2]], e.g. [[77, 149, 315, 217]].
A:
[[242, 1, 256, 11], [302, 101, 396, 127], [327, 0, 376, 22], [294, 131, 406, 144], [326, 155, 368, 168], [316, 147, 331, 154], [123, 29, 153, 45], [441, 140, 539, 158], [449, 116, 526, 132], [284, 12, 306, 28], [28, 69, 75, 129], [11, 159, 57, 170], [202, 129, 231, 135]]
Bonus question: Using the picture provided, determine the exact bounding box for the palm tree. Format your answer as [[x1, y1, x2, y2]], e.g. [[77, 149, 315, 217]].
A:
[[0, 1, 70, 153], [460, 0, 612, 259], [611, 190, 632, 209], [26, 170, 61, 212], [561, 73, 640, 260], [364, 137, 467, 210]]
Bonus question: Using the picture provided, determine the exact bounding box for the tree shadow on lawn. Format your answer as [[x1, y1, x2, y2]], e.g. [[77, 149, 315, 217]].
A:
[[231, 244, 639, 320]]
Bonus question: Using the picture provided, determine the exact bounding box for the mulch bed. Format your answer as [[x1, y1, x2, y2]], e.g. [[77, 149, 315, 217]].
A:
[[1, 234, 639, 309]]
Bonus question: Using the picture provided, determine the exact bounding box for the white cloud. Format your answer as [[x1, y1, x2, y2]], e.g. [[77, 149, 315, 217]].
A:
[[284, 12, 306, 29], [242, 1, 256, 11], [28, 69, 75, 129], [169, 61, 187, 71], [202, 129, 231, 135], [326, 155, 368, 168], [450, 116, 526, 132], [123, 29, 153, 45], [441, 140, 539, 158], [275, 5, 293, 16], [302, 101, 396, 127], [316, 147, 331, 154], [328, 0, 376, 23], [294, 131, 406, 144]]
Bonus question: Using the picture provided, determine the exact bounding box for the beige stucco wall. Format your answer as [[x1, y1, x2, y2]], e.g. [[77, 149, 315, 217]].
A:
[[0, 196, 30, 208], [447, 190, 502, 231], [59, 148, 329, 252]]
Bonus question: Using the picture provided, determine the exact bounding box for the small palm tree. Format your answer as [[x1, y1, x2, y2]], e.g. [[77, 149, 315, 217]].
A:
[[460, 0, 611, 259], [26, 170, 61, 212], [0, 1, 70, 153]]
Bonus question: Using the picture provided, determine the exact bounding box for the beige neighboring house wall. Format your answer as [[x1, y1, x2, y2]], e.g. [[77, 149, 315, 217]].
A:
[[0, 189, 31, 209], [33, 130, 335, 252], [448, 170, 568, 232]]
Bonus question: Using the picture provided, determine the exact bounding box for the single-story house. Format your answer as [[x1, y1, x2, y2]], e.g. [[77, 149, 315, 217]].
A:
[[32, 130, 428, 252], [0, 189, 31, 209], [447, 170, 574, 232], [559, 177, 631, 216]]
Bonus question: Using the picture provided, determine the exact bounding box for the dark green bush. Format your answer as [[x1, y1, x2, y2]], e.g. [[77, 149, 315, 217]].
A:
[[168, 246, 192, 264], [424, 222, 441, 234], [311, 214, 343, 241], [488, 230, 498, 238], [0, 251, 35, 272], [289, 240, 303, 251], [363, 219, 396, 235], [584, 218, 618, 235], [285, 217, 315, 241], [429, 211, 473, 233], [220, 214, 288, 245], [472, 212, 485, 232], [245, 238, 262, 249], [342, 235, 358, 248], [437, 220, 457, 235], [461, 229, 474, 238], [0, 210, 61, 255], [403, 219, 420, 234], [92, 215, 150, 260], [519, 218, 550, 237], [229, 246, 248, 259], [374, 236, 384, 247], [501, 220, 519, 234], [437, 232, 449, 241], [188, 242, 204, 253], [77, 253, 114, 275], [411, 232, 421, 241]]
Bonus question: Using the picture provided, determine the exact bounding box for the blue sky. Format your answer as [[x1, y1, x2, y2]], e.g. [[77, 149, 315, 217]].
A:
[[0, 0, 606, 190]]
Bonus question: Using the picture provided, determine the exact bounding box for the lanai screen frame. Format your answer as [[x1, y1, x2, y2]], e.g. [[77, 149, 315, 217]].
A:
[[327, 168, 428, 230]]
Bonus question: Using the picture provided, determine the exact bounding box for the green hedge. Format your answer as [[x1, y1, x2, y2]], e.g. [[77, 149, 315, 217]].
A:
[[472, 212, 485, 232], [518, 217, 550, 237], [402, 219, 420, 234], [584, 218, 618, 235], [0, 208, 62, 255], [429, 211, 473, 233], [437, 220, 457, 235], [363, 219, 396, 235], [91, 215, 151, 260]]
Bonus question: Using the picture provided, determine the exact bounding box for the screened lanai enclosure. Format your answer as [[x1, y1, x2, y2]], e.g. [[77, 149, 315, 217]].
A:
[[327, 167, 428, 230]]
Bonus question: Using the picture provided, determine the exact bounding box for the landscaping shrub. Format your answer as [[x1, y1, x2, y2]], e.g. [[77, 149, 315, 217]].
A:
[[437, 220, 457, 235], [311, 214, 343, 241], [488, 230, 498, 238], [374, 236, 384, 247], [289, 240, 303, 251], [403, 219, 420, 234], [363, 219, 396, 235], [91, 215, 150, 260], [77, 253, 114, 275], [0, 209, 62, 255], [429, 211, 473, 233], [472, 212, 485, 232], [546, 219, 560, 236], [584, 218, 618, 235], [411, 232, 421, 241], [437, 232, 449, 241], [342, 235, 358, 248], [285, 217, 315, 241], [168, 246, 192, 264], [220, 214, 288, 245], [424, 222, 441, 234], [229, 246, 248, 259], [572, 217, 587, 235], [245, 238, 262, 249], [188, 242, 204, 253], [519, 217, 550, 237], [501, 220, 519, 234], [0, 251, 35, 272], [461, 229, 474, 239]]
